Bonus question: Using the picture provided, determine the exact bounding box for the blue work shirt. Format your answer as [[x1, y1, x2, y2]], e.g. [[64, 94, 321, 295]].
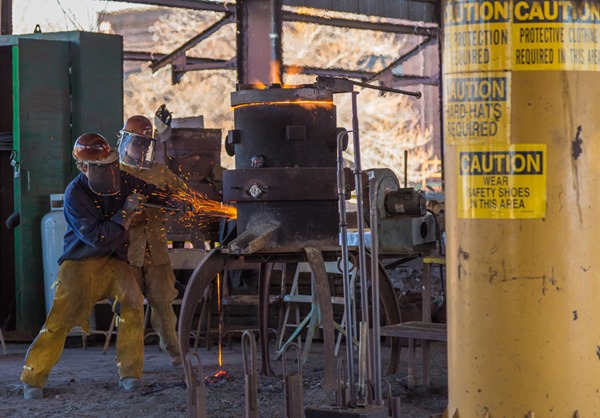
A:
[[59, 171, 169, 264]]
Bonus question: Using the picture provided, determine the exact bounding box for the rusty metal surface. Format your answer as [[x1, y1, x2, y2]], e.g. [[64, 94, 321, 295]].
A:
[[183, 352, 208, 418], [156, 128, 221, 183], [178, 248, 230, 418], [242, 330, 259, 418], [223, 167, 352, 201], [236, 0, 282, 86], [231, 86, 333, 106], [282, 343, 305, 418], [304, 247, 336, 390], [257, 262, 276, 376], [379, 321, 447, 341], [228, 222, 280, 254]]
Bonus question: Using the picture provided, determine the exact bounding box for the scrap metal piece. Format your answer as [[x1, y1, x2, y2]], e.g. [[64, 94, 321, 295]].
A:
[[178, 249, 230, 418], [228, 221, 280, 254], [305, 247, 336, 390], [183, 352, 207, 418], [335, 357, 351, 408], [242, 330, 259, 418], [283, 343, 305, 418], [258, 262, 276, 377], [383, 378, 401, 418]]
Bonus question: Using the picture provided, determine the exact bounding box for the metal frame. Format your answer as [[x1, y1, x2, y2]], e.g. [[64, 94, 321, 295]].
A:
[[103, 0, 439, 86]]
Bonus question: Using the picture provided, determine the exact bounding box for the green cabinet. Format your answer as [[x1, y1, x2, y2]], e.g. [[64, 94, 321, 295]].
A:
[[0, 32, 122, 336]]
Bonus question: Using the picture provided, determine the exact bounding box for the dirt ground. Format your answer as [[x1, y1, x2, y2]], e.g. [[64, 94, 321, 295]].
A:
[[0, 335, 447, 418]]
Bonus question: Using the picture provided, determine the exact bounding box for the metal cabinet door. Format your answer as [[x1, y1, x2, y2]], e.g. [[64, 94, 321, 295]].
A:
[[12, 38, 71, 334]]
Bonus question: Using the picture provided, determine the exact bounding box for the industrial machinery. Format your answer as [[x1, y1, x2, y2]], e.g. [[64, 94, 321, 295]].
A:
[[175, 1, 431, 416], [223, 84, 351, 251], [175, 77, 438, 418], [154, 118, 223, 245], [362, 168, 437, 256]]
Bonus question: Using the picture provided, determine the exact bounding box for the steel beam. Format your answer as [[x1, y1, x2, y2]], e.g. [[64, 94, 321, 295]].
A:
[[150, 12, 234, 72], [0, 0, 12, 35], [281, 11, 437, 37], [100, 0, 436, 35], [237, 0, 282, 85], [366, 36, 437, 82], [101, 0, 235, 12]]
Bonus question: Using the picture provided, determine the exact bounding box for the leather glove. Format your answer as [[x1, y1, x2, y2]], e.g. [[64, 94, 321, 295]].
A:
[[112, 194, 146, 230]]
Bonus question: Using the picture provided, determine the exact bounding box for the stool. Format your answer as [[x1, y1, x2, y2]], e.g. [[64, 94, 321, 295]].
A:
[[380, 256, 446, 387]]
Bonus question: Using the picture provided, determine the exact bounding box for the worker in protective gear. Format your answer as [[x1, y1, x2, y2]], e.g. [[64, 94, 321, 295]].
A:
[[21, 133, 173, 400], [117, 115, 189, 367]]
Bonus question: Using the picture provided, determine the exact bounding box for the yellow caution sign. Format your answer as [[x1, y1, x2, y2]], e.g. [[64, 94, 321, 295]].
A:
[[443, 0, 600, 72], [457, 144, 546, 218], [445, 72, 511, 144], [444, 0, 511, 73], [513, 1, 600, 71]]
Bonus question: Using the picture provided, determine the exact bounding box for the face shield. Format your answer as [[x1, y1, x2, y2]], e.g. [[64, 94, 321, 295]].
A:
[[118, 131, 156, 170], [86, 150, 121, 196]]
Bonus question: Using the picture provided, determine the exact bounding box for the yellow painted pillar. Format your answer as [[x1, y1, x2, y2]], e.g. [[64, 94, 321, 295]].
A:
[[442, 0, 600, 415]]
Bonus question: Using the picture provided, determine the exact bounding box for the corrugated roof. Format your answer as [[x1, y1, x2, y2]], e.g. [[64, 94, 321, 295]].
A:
[[284, 0, 438, 23]]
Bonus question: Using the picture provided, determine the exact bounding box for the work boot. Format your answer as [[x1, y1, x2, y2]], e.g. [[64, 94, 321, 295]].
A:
[[23, 383, 43, 400], [169, 354, 182, 368], [118, 377, 142, 391]]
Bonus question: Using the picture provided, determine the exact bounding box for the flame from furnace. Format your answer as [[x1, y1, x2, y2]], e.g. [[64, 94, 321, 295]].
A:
[[204, 368, 232, 384], [249, 60, 302, 89]]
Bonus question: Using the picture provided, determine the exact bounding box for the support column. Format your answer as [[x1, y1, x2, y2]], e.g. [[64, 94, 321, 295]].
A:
[[443, 0, 600, 415]]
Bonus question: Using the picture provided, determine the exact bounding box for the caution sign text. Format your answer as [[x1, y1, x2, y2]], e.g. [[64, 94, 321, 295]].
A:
[[458, 144, 546, 218], [444, 0, 600, 72], [445, 73, 511, 144], [513, 0, 600, 70], [444, 0, 511, 72]]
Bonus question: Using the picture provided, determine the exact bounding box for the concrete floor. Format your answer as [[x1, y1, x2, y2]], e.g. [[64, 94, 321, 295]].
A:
[[0, 337, 448, 417]]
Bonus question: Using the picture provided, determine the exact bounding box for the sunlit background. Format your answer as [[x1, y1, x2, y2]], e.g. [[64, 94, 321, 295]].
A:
[[11, 0, 441, 189]]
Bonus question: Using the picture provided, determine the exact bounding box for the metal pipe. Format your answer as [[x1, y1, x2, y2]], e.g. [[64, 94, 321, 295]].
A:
[[269, 0, 282, 85], [242, 330, 259, 418], [141, 202, 180, 212], [350, 91, 372, 391], [403, 150, 408, 188], [336, 129, 356, 404], [368, 172, 382, 403]]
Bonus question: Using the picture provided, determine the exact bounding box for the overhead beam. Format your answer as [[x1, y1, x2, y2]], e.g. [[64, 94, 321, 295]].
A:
[[101, 0, 235, 12], [100, 0, 437, 36], [150, 12, 234, 72], [367, 36, 438, 83], [281, 11, 436, 37], [172, 57, 236, 71], [123, 52, 436, 86]]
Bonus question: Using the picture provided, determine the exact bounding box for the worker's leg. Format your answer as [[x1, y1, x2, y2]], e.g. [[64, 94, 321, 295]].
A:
[[144, 259, 179, 357], [21, 260, 96, 388], [104, 258, 145, 380]]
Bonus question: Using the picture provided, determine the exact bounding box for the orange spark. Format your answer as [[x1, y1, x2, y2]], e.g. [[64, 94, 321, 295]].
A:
[[171, 189, 237, 222]]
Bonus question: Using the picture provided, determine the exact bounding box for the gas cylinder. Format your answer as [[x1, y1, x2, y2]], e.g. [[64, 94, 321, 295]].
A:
[[41, 194, 68, 316]]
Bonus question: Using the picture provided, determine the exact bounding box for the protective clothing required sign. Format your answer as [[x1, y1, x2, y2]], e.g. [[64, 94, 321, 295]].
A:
[[457, 144, 546, 218], [444, 0, 600, 72]]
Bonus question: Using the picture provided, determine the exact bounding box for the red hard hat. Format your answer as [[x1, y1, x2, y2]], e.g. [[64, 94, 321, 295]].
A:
[[73, 133, 114, 162], [121, 115, 154, 138]]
